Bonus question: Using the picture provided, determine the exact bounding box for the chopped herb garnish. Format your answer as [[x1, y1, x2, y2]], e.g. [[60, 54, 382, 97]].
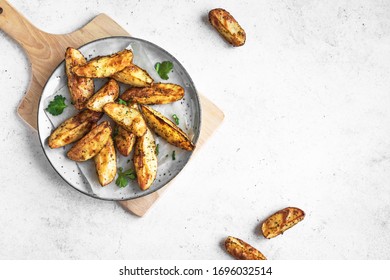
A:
[[155, 143, 159, 156], [172, 114, 179, 125], [172, 150, 176, 160], [118, 98, 127, 105], [115, 167, 137, 188], [154, 61, 173, 80], [113, 126, 119, 138], [45, 95, 67, 116]]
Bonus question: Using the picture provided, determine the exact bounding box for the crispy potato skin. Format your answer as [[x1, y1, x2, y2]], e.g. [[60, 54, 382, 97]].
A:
[[65, 47, 94, 110], [115, 126, 136, 156], [225, 236, 267, 260], [261, 207, 305, 239], [121, 83, 184, 105], [48, 110, 102, 149], [133, 128, 157, 190], [67, 121, 112, 162], [209, 8, 246, 47], [103, 103, 147, 137], [112, 64, 153, 87], [94, 136, 116, 186], [72, 49, 133, 78], [86, 79, 119, 112], [140, 105, 195, 151]]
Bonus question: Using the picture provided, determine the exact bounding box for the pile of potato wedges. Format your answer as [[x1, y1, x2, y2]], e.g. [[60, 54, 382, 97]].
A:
[[48, 47, 195, 190]]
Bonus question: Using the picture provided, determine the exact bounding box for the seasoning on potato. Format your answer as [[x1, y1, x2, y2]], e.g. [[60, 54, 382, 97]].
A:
[[86, 79, 119, 112], [225, 236, 267, 260], [261, 207, 305, 239], [112, 64, 154, 87], [94, 136, 116, 186], [208, 8, 246, 47], [121, 83, 184, 105]]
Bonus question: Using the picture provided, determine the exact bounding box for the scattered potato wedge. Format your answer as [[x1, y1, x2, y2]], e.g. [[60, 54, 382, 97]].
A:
[[65, 47, 94, 110], [140, 105, 195, 151], [225, 236, 267, 260], [86, 79, 119, 112], [72, 49, 133, 78], [94, 136, 116, 186], [121, 83, 184, 105], [48, 110, 102, 149], [112, 64, 154, 87], [115, 125, 136, 156], [67, 121, 112, 162], [133, 128, 158, 190], [103, 103, 147, 137], [261, 207, 305, 239], [209, 8, 246, 47]]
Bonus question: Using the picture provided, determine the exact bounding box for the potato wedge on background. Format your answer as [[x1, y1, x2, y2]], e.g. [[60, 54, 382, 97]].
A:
[[103, 103, 147, 137], [67, 121, 112, 161], [140, 105, 195, 151], [72, 49, 133, 78], [261, 207, 305, 239], [48, 110, 102, 149], [209, 8, 246, 47], [115, 126, 136, 156], [225, 236, 267, 260], [65, 47, 94, 110], [121, 83, 184, 105], [112, 64, 153, 87], [133, 128, 157, 190], [94, 136, 116, 186], [86, 79, 119, 112]]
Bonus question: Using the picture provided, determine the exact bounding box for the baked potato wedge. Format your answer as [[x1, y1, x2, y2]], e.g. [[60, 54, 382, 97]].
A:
[[209, 8, 246, 47], [86, 79, 119, 112], [94, 136, 116, 186], [72, 49, 133, 78], [112, 64, 153, 87], [67, 121, 112, 161], [103, 103, 147, 137], [48, 110, 102, 149], [115, 125, 136, 156], [121, 83, 184, 105], [225, 236, 267, 260], [133, 128, 157, 190], [261, 207, 305, 239], [140, 105, 195, 151], [65, 47, 94, 110]]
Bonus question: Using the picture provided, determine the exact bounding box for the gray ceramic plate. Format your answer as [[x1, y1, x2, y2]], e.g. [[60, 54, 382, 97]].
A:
[[38, 36, 201, 201]]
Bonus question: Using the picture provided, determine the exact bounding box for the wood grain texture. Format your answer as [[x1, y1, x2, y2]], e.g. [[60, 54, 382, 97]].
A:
[[0, 0, 224, 217]]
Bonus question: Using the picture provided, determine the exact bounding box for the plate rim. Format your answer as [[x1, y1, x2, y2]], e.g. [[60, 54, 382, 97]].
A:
[[37, 35, 202, 201]]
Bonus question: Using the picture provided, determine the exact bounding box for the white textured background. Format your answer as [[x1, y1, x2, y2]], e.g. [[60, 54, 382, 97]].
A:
[[1, 0, 390, 259]]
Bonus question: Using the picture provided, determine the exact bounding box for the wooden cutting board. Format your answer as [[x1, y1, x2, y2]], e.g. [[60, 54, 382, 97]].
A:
[[0, 0, 224, 216]]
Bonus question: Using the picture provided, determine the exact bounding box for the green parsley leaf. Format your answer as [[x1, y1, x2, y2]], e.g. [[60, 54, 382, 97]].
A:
[[115, 167, 137, 188], [155, 144, 159, 156], [113, 126, 119, 138], [172, 114, 179, 125], [154, 61, 173, 80], [46, 95, 67, 116], [118, 98, 127, 105], [172, 150, 176, 160]]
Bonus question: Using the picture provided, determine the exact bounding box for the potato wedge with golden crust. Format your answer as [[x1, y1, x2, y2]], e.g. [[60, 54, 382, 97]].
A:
[[115, 126, 136, 156], [140, 105, 195, 151], [48, 110, 102, 149], [225, 236, 267, 260], [103, 103, 147, 137], [94, 136, 116, 186], [133, 128, 157, 191], [121, 83, 184, 105], [209, 8, 246, 47], [112, 64, 153, 87], [67, 121, 112, 162], [86, 79, 119, 112], [261, 207, 305, 239], [65, 47, 94, 110], [72, 49, 133, 78]]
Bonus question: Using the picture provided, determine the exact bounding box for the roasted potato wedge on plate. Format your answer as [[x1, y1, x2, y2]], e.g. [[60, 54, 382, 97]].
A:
[[225, 236, 267, 260], [121, 83, 184, 104], [86, 79, 119, 112], [115, 125, 136, 156], [67, 121, 112, 162], [94, 136, 116, 186], [48, 110, 102, 149], [72, 49, 133, 78], [112, 64, 153, 87], [65, 47, 94, 110], [140, 105, 195, 151]]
